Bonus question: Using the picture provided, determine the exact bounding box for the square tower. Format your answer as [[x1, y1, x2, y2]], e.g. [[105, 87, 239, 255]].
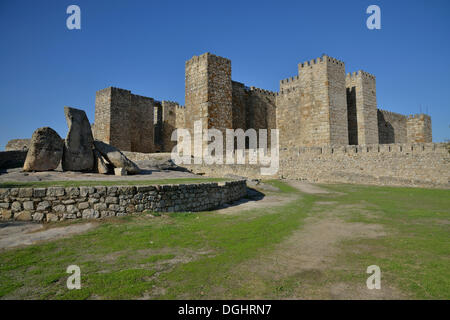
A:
[[345, 71, 378, 145], [94, 87, 131, 151], [185, 53, 232, 145], [296, 55, 348, 146]]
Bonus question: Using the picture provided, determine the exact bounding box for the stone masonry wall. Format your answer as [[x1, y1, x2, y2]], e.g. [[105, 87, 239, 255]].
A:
[[378, 109, 407, 144], [327, 56, 349, 145], [279, 143, 449, 188], [130, 94, 155, 153], [276, 88, 302, 149], [94, 87, 156, 153], [407, 114, 432, 143], [345, 71, 378, 145], [0, 181, 248, 222], [171, 143, 449, 189]]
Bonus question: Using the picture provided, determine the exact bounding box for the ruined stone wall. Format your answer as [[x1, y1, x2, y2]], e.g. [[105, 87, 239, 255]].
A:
[[378, 109, 407, 144], [0, 181, 248, 222], [345, 71, 378, 145], [407, 114, 432, 143]]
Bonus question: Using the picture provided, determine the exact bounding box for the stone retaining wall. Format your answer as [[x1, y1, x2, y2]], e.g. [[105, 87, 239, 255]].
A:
[[0, 180, 247, 222]]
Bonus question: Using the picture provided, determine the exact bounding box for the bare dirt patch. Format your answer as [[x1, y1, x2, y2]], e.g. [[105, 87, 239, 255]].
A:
[[285, 180, 330, 194], [0, 221, 97, 249]]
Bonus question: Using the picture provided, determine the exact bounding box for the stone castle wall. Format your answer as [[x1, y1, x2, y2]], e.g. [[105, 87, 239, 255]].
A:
[[0, 180, 248, 222], [175, 143, 449, 189], [345, 71, 378, 145], [407, 114, 432, 143], [94, 87, 157, 153], [377, 109, 407, 144]]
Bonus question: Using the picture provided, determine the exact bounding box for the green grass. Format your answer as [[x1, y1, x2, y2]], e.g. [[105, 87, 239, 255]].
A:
[[0, 177, 228, 188], [0, 181, 448, 299], [315, 184, 450, 299]]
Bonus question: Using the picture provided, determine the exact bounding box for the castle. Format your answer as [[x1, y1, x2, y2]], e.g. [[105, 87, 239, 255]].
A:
[[93, 52, 432, 153], [94, 53, 432, 153]]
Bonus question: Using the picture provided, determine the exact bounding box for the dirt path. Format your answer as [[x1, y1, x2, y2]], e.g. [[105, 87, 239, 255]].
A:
[[235, 181, 407, 299], [0, 222, 97, 249], [285, 180, 330, 194]]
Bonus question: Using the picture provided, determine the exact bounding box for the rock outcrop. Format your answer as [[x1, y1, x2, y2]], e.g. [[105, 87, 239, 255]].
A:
[[5, 139, 30, 151], [23, 127, 64, 171], [93, 140, 140, 174], [62, 106, 94, 171]]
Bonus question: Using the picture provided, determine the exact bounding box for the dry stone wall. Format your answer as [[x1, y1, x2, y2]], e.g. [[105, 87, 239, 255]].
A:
[[0, 180, 248, 222]]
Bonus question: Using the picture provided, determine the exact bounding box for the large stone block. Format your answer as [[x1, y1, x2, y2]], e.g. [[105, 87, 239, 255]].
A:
[[62, 106, 95, 171], [23, 127, 64, 172]]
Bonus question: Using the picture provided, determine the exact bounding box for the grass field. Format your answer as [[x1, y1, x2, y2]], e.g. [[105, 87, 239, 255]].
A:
[[0, 181, 448, 299]]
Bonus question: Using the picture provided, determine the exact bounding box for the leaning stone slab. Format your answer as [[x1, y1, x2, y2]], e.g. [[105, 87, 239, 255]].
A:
[[94, 141, 140, 174], [23, 127, 64, 172], [62, 106, 95, 172]]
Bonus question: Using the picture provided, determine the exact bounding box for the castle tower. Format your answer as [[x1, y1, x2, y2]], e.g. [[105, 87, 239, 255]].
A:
[[345, 71, 378, 145], [407, 114, 432, 143], [94, 87, 155, 152], [94, 87, 132, 151], [296, 55, 348, 146], [185, 53, 232, 148]]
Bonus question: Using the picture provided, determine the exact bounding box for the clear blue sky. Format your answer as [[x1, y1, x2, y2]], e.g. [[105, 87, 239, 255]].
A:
[[1, 0, 449, 149]]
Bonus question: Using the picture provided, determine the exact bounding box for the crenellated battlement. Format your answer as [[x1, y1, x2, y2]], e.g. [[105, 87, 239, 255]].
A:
[[346, 70, 376, 80], [281, 142, 446, 156], [185, 52, 231, 66], [280, 75, 300, 84], [298, 54, 345, 69]]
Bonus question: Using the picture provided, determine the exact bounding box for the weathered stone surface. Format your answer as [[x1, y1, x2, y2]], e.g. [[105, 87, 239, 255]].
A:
[[62, 106, 95, 171], [94, 149, 111, 174], [6, 139, 31, 151], [23, 127, 64, 172], [93, 141, 140, 174], [1, 210, 12, 220], [15, 211, 32, 221], [114, 167, 127, 176]]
